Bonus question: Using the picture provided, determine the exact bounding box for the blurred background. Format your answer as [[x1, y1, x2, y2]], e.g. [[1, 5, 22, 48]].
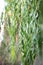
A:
[[0, 0, 43, 65]]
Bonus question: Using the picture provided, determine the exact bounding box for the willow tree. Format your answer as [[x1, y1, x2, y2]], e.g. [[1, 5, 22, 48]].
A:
[[4, 0, 21, 64], [33, 0, 43, 65], [20, 0, 40, 65], [2, 0, 42, 65]]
